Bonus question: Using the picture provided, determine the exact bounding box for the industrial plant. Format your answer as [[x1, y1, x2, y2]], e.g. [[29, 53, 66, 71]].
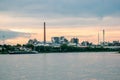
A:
[[0, 22, 120, 54], [26, 22, 120, 49]]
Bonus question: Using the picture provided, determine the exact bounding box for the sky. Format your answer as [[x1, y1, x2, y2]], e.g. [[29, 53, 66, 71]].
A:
[[0, 0, 120, 45]]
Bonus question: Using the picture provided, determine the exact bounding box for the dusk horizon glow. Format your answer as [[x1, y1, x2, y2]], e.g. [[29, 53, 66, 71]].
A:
[[0, 0, 120, 45]]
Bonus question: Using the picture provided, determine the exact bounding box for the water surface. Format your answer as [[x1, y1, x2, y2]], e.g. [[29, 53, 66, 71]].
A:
[[0, 52, 120, 80]]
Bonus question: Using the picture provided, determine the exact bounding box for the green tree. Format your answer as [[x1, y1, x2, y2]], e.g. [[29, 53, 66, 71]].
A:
[[60, 44, 68, 52]]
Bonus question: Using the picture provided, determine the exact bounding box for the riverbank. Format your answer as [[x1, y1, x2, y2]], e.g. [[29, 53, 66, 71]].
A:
[[0, 44, 120, 54], [0, 50, 119, 54]]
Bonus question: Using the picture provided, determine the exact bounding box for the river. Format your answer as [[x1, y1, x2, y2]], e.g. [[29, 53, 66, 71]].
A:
[[0, 52, 120, 80]]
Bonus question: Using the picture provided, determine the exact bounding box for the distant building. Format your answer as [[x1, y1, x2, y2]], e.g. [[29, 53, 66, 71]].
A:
[[100, 41, 114, 46], [68, 43, 78, 46], [59, 36, 68, 44], [81, 41, 92, 46], [113, 41, 120, 46], [27, 39, 52, 47], [51, 37, 60, 44], [70, 38, 79, 45], [51, 36, 68, 45]]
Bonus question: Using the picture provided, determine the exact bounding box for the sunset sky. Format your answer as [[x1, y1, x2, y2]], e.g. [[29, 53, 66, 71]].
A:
[[0, 0, 120, 45]]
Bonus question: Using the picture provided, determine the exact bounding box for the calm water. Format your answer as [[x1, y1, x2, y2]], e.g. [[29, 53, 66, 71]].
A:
[[0, 52, 120, 80]]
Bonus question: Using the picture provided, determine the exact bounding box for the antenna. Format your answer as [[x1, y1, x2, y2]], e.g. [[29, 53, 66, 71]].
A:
[[103, 29, 105, 46], [98, 32, 99, 45]]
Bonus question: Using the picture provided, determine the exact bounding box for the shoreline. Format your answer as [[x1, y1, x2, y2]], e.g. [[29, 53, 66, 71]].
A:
[[0, 51, 119, 54]]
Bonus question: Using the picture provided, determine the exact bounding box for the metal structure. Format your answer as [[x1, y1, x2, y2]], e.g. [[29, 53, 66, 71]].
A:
[[98, 32, 99, 45], [103, 29, 105, 46]]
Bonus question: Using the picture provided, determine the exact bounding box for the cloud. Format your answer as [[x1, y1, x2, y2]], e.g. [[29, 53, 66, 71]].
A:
[[0, 0, 120, 18], [0, 13, 120, 30], [0, 30, 32, 40], [0, 0, 120, 29]]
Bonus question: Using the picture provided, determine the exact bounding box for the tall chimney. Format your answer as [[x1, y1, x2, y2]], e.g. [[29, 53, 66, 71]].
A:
[[44, 22, 46, 44]]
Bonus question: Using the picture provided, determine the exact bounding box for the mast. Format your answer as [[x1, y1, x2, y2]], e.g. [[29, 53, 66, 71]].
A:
[[98, 32, 99, 45], [103, 29, 105, 46]]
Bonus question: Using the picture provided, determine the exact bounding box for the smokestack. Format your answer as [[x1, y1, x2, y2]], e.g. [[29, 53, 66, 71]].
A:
[[44, 22, 46, 44], [103, 29, 105, 46]]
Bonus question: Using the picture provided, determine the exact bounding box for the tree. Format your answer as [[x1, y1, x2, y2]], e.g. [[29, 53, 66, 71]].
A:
[[60, 44, 68, 52], [25, 44, 34, 50]]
